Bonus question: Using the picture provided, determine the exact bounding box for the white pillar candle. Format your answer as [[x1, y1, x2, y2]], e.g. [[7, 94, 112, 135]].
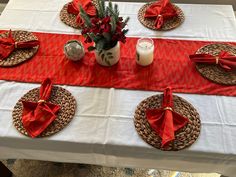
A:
[[136, 38, 154, 66]]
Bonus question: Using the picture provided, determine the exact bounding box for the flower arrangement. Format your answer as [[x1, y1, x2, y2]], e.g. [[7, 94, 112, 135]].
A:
[[79, 0, 129, 52]]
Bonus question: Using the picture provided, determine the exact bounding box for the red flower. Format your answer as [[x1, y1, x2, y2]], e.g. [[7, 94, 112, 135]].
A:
[[112, 32, 126, 43], [91, 17, 100, 24], [81, 28, 90, 35], [102, 16, 111, 23], [81, 14, 128, 46], [84, 36, 92, 43], [100, 23, 111, 33]]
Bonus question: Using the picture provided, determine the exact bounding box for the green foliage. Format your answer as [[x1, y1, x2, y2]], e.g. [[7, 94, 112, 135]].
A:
[[122, 29, 129, 35], [88, 46, 96, 51], [108, 1, 113, 11], [110, 17, 117, 33], [122, 17, 130, 28], [80, 0, 130, 53], [88, 33, 101, 43], [114, 4, 119, 16], [97, 0, 105, 18], [79, 6, 92, 27], [95, 38, 105, 52], [107, 5, 119, 22]]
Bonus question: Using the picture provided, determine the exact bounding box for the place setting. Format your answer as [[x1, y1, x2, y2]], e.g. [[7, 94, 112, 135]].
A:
[[60, 0, 98, 29], [138, 0, 185, 30], [189, 43, 236, 85], [0, 30, 39, 67], [134, 87, 201, 151], [12, 78, 77, 138]]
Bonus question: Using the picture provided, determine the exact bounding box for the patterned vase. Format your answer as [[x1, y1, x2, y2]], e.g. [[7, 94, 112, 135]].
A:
[[95, 42, 120, 66]]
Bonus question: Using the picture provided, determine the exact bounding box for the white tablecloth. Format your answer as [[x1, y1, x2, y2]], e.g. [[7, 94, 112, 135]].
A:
[[0, 1, 236, 176]]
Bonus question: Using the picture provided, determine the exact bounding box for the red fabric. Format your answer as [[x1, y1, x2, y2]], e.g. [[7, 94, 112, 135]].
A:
[[189, 51, 236, 71], [67, 0, 96, 26], [0, 31, 236, 96], [0, 30, 39, 60], [22, 78, 60, 138], [146, 87, 189, 147], [144, 0, 177, 29]]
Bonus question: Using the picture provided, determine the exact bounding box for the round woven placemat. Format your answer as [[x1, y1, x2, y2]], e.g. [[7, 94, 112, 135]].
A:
[[0, 30, 39, 67], [60, 3, 80, 29], [134, 94, 201, 151], [138, 2, 184, 31], [195, 43, 236, 85], [12, 86, 77, 137], [60, 0, 98, 29]]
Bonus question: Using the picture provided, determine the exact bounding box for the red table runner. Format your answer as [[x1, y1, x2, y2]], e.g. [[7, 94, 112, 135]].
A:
[[0, 31, 236, 96]]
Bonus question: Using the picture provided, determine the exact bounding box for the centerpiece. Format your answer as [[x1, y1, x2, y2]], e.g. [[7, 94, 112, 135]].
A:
[[80, 0, 129, 66]]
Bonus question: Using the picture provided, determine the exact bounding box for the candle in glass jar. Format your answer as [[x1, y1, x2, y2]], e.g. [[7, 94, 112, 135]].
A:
[[136, 38, 154, 66]]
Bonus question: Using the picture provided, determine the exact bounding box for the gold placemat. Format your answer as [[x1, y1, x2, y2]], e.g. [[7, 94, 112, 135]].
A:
[[138, 2, 184, 31], [0, 30, 39, 67], [195, 43, 236, 85], [134, 94, 201, 151], [12, 86, 76, 137]]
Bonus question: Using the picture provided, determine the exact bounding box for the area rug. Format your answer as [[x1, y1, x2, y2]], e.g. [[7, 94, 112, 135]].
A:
[[2, 159, 220, 177]]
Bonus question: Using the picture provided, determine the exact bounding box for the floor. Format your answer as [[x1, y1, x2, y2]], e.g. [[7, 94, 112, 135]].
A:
[[2, 159, 221, 177], [0, 3, 6, 13]]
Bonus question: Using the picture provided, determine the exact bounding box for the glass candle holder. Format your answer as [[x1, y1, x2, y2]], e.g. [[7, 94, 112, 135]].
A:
[[136, 38, 154, 66], [64, 40, 85, 61]]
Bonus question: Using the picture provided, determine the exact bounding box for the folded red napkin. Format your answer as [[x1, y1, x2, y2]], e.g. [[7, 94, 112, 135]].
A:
[[144, 0, 177, 29], [146, 87, 189, 147], [67, 0, 96, 26], [22, 78, 60, 138], [189, 51, 236, 71], [0, 30, 39, 61]]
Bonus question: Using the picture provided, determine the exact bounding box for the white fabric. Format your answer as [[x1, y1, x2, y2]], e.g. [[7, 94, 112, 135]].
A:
[[0, 0, 236, 176], [1, 0, 236, 40]]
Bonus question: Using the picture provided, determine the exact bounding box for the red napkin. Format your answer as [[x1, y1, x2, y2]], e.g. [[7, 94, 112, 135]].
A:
[[144, 0, 177, 29], [22, 78, 60, 138], [0, 30, 39, 61], [189, 51, 236, 71], [67, 0, 96, 26], [146, 87, 189, 147]]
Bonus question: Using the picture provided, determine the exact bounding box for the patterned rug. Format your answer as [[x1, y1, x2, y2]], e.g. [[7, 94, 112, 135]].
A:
[[2, 159, 220, 177]]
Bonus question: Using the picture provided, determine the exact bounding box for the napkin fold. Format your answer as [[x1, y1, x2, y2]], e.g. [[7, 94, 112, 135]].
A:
[[67, 0, 96, 26], [189, 51, 236, 71], [144, 0, 177, 29], [22, 78, 60, 138], [146, 87, 189, 147], [0, 30, 39, 61]]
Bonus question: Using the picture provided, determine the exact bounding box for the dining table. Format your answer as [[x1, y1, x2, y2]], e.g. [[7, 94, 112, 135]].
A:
[[0, 0, 236, 177]]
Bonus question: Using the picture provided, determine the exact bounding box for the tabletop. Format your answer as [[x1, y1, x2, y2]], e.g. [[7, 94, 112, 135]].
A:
[[0, 1, 236, 177]]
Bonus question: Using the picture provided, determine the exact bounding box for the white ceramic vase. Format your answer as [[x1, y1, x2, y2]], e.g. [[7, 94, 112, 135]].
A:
[[95, 42, 120, 66]]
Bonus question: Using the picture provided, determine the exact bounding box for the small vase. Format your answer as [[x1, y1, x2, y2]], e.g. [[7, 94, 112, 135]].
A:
[[95, 42, 120, 66]]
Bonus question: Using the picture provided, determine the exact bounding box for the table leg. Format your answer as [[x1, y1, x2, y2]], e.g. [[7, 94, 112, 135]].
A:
[[0, 162, 12, 177]]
